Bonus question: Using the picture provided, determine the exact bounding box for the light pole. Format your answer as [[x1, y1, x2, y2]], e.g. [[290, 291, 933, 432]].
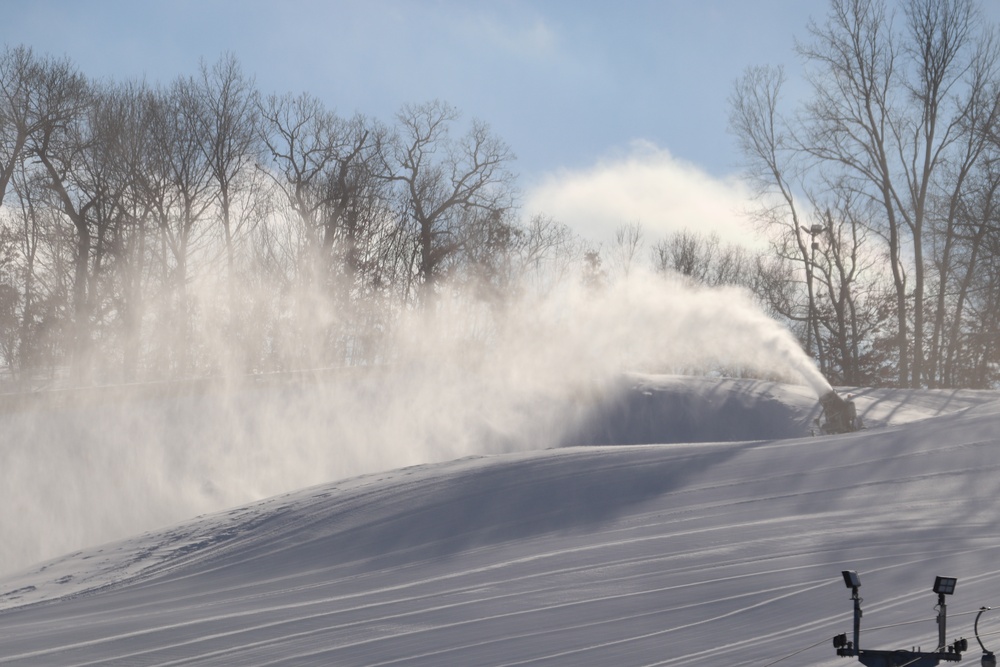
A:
[[934, 576, 957, 655], [843, 570, 862, 652], [833, 571, 967, 666], [800, 223, 825, 356]]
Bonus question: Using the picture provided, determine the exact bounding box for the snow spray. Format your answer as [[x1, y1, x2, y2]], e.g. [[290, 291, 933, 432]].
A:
[[0, 268, 830, 575]]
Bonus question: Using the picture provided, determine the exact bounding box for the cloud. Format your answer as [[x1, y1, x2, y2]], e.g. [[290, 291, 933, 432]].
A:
[[479, 16, 557, 59], [446, 10, 560, 65], [524, 141, 761, 249]]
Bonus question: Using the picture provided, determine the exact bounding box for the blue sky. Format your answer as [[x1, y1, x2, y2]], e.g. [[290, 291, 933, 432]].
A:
[[4, 1, 998, 246]]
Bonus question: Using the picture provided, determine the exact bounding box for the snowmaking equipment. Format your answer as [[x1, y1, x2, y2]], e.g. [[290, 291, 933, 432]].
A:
[[817, 389, 862, 434], [975, 607, 996, 667], [833, 571, 970, 666]]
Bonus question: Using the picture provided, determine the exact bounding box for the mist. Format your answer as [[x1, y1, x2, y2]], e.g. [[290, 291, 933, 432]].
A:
[[0, 269, 827, 575]]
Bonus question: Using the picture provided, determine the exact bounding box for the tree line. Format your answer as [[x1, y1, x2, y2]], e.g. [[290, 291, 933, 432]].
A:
[[730, 0, 1000, 389], [0, 48, 577, 385], [0, 45, 795, 390], [4, 0, 1000, 391]]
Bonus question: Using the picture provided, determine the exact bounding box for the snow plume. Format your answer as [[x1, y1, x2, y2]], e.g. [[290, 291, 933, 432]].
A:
[[524, 142, 762, 250], [528, 269, 830, 394], [0, 269, 827, 575]]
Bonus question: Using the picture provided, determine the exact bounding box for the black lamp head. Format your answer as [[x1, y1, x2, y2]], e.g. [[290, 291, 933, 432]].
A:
[[933, 576, 957, 596]]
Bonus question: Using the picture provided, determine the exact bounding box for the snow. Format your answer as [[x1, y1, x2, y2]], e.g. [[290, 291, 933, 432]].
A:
[[1, 374, 999, 665]]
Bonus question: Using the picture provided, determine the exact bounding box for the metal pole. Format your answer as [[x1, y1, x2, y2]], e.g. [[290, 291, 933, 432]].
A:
[[807, 238, 813, 354], [938, 592, 947, 652], [853, 586, 862, 652], [801, 225, 816, 356]]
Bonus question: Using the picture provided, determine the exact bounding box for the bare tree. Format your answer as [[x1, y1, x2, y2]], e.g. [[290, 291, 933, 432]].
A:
[[383, 100, 516, 308], [731, 0, 998, 388], [26, 58, 93, 378], [609, 221, 643, 280], [0, 219, 18, 369], [810, 190, 894, 384], [653, 229, 715, 282], [729, 65, 825, 358], [93, 80, 163, 381], [147, 76, 216, 373], [0, 48, 89, 210], [259, 93, 383, 283], [194, 53, 261, 324], [797, 0, 991, 386], [923, 30, 1000, 385], [258, 92, 341, 252], [0, 50, 541, 381], [514, 213, 584, 297], [653, 230, 729, 283], [316, 116, 384, 291], [0, 46, 38, 208], [258, 92, 399, 365], [937, 156, 1000, 386]]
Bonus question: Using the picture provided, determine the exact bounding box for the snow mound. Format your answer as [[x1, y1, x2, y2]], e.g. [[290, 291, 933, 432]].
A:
[[1, 376, 999, 666], [563, 375, 994, 445], [566, 375, 821, 444]]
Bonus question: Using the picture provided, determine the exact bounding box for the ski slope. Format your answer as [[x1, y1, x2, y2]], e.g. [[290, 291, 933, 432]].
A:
[[1, 375, 999, 665]]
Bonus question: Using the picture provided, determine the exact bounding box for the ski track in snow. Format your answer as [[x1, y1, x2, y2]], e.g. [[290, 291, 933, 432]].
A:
[[0, 376, 999, 665]]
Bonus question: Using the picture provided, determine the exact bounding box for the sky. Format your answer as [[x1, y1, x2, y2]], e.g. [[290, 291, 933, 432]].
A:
[[3, 0, 999, 247]]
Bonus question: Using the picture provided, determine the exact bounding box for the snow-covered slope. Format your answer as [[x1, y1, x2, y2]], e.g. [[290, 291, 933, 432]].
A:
[[1, 376, 999, 666]]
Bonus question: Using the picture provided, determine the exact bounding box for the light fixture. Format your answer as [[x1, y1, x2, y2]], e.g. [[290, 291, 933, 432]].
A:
[[842, 570, 861, 589], [934, 576, 958, 596], [833, 570, 969, 663], [976, 606, 994, 666]]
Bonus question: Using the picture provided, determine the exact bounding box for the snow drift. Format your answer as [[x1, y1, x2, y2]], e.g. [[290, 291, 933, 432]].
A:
[[1, 376, 999, 666]]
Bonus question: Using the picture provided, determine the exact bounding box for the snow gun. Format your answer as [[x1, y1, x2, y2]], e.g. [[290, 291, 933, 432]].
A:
[[817, 390, 862, 435]]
